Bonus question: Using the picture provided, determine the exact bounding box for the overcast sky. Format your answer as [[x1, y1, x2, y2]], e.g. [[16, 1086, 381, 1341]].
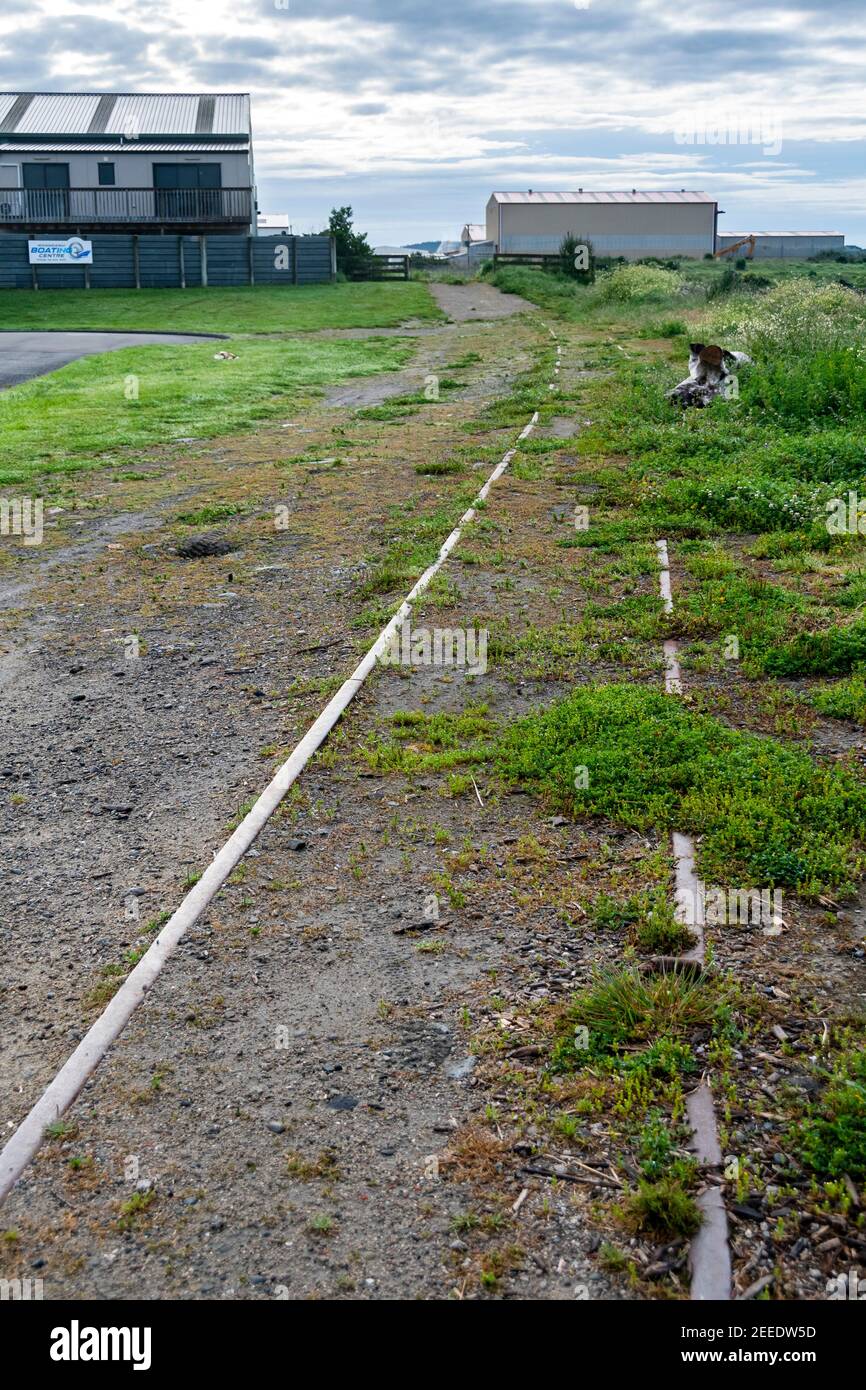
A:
[[5, 0, 866, 245]]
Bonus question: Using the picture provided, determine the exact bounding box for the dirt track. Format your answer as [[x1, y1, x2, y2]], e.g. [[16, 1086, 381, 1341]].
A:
[[1, 290, 622, 1299], [3, 285, 863, 1302]]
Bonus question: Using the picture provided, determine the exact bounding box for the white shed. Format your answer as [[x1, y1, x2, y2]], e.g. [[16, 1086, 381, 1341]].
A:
[[486, 190, 718, 260]]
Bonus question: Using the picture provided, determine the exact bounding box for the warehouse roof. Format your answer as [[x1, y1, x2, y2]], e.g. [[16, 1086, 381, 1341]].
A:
[[0, 93, 250, 142], [719, 229, 843, 238], [0, 141, 245, 153], [490, 190, 715, 205]]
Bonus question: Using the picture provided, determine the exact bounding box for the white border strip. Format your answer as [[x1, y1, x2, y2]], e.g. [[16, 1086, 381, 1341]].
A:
[[657, 536, 732, 1301], [656, 538, 674, 615], [0, 400, 545, 1203]]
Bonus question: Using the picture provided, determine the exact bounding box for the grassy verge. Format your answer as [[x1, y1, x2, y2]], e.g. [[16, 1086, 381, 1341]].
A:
[[0, 282, 442, 334], [0, 335, 412, 485]]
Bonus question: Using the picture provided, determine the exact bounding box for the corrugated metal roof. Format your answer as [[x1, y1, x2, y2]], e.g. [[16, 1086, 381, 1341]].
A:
[[0, 92, 250, 137], [0, 93, 18, 127], [13, 93, 102, 133], [0, 142, 245, 153], [719, 230, 843, 238], [491, 190, 715, 205], [0, 93, 37, 132], [87, 94, 118, 134]]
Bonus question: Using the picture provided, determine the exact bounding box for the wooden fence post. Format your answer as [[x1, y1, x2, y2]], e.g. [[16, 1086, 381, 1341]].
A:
[[248, 235, 255, 285], [293, 236, 299, 285], [132, 235, 141, 289], [179, 237, 186, 289], [200, 234, 208, 287]]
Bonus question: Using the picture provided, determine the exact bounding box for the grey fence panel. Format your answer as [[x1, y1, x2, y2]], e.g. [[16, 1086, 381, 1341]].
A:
[[138, 236, 183, 289], [252, 236, 293, 285], [251, 236, 334, 285], [206, 237, 251, 287], [89, 235, 136, 289], [0, 233, 335, 290], [0, 236, 32, 288], [298, 237, 333, 284], [181, 237, 203, 288], [29, 264, 89, 290]]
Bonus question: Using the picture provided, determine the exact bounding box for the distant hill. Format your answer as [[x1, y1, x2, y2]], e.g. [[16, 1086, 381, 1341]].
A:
[[404, 241, 441, 252]]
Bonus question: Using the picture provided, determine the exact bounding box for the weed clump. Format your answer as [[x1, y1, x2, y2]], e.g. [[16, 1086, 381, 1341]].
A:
[[550, 966, 718, 1074], [617, 1176, 701, 1239], [762, 620, 866, 677], [792, 1051, 866, 1179], [597, 265, 682, 304], [493, 684, 866, 893]]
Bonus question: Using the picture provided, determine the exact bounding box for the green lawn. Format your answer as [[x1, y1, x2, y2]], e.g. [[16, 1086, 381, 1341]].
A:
[[0, 335, 412, 485], [0, 282, 442, 334]]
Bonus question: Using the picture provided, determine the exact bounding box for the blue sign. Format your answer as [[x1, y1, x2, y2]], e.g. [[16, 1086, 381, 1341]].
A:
[[28, 237, 93, 265]]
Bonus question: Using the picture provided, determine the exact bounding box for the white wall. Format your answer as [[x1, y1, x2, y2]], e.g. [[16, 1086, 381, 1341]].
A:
[[487, 197, 717, 259], [717, 234, 844, 259], [1, 150, 251, 187]]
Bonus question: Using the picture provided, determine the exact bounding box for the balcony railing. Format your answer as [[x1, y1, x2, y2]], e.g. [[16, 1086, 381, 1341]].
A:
[[0, 187, 253, 225]]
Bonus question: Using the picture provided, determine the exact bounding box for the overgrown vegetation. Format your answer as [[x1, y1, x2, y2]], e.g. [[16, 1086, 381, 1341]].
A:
[[793, 1047, 866, 1179], [494, 685, 866, 895]]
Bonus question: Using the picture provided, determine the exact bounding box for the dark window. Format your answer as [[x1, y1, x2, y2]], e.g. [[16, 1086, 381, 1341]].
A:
[[152, 163, 222, 189], [152, 163, 223, 220], [22, 162, 69, 218], [22, 162, 69, 189], [97, 163, 115, 186]]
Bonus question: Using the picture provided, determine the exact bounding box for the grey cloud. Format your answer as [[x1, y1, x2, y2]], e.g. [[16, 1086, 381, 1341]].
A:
[[189, 59, 276, 84]]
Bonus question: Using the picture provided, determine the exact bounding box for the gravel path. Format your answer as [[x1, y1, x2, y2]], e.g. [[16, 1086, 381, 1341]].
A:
[[428, 281, 534, 321], [0, 312, 621, 1300]]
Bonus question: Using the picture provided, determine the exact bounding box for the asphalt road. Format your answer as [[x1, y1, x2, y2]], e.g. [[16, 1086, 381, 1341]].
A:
[[0, 330, 219, 390]]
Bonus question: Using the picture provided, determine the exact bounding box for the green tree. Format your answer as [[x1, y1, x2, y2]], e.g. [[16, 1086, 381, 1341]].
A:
[[324, 206, 374, 279]]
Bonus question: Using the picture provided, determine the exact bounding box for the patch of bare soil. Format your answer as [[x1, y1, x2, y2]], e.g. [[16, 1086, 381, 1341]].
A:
[[0, 312, 625, 1301], [428, 281, 535, 322]]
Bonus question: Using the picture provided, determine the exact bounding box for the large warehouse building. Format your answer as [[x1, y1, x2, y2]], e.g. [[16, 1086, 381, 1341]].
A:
[[486, 190, 718, 259], [716, 230, 845, 259]]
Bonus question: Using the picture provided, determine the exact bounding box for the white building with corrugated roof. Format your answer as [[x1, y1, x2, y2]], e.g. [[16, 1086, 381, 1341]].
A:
[[716, 230, 845, 259], [486, 190, 718, 260], [0, 92, 255, 235]]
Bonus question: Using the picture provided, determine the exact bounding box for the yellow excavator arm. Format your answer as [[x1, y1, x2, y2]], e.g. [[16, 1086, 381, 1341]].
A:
[[714, 234, 756, 259]]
